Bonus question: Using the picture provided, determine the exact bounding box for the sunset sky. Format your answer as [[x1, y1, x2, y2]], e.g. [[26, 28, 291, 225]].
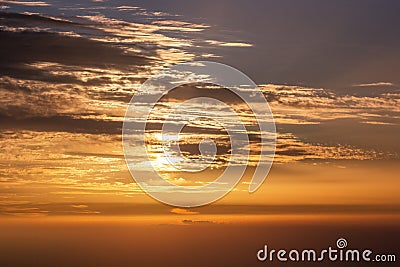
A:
[[0, 1, 399, 266]]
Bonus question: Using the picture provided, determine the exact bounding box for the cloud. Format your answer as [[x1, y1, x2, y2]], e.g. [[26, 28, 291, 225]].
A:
[[205, 40, 253, 47], [171, 208, 199, 215], [0, 114, 122, 134], [116, 6, 139, 10], [181, 219, 214, 224], [353, 82, 395, 87], [71, 204, 88, 209], [0, 30, 150, 69], [0, 1, 50, 6]]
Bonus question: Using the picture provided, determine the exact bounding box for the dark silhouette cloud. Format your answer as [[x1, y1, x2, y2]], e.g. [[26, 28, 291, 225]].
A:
[[0, 113, 121, 134]]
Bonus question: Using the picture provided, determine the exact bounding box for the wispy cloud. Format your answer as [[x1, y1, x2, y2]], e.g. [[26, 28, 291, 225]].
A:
[[71, 204, 88, 209], [205, 40, 253, 47], [171, 208, 199, 215], [0, 1, 50, 6], [181, 219, 214, 225], [353, 82, 394, 87]]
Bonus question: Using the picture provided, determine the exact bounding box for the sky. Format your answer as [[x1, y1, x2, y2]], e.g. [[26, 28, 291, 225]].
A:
[[0, 1, 399, 266], [0, 0, 398, 214]]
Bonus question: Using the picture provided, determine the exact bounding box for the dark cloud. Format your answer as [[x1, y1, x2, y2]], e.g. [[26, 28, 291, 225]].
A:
[[0, 30, 150, 70], [0, 11, 156, 134], [0, 11, 153, 85], [0, 11, 78, 27], [160, 83, 245, 104], [0, 113, 121, 134], [181, 219, 215, 224]]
